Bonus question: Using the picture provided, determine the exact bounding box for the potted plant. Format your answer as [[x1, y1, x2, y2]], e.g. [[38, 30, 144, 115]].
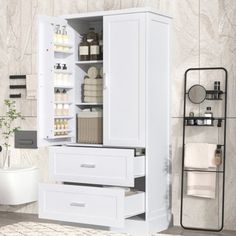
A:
[[0, 99, 24, 169]]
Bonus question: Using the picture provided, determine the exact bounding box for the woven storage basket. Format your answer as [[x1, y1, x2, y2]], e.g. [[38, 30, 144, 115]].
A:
[[77, 112, 103, 144]]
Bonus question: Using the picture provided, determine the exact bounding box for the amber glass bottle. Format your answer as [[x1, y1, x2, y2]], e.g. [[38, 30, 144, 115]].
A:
[[79, 35, 89, 61], [90, 34, 100, 60], [98, 30, 103, 60]]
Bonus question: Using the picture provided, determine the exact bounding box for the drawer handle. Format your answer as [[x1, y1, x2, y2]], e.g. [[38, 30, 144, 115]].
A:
[[80, 164, 96, 168], [70, 202, 86, 207]]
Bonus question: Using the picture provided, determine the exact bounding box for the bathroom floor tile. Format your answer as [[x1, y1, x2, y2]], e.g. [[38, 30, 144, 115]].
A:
[[0, 213, 234, 236]]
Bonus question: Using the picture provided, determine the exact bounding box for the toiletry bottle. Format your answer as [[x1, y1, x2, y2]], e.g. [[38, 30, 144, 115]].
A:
[[57, 104, 63, 116], [55, 89, 60, 102], [99, 30, 103, 60], [214, 145, 222, 166], [217, 81, 221, 99], [90, 34, 100, 60], [187, 112, 195, 126], [64, 104, 69, 116], [204, 107, 213, 125], [86, 27, 96, 43], [79, 35, 90, 61], [62, 89, 68, 102], [62, 26, 69, 44], [54, 25, 60, 43], [54, 104, 58, 116], [62, 64, 68, 86], [57, 26, 63, 44], [214, 81, 218, 99]]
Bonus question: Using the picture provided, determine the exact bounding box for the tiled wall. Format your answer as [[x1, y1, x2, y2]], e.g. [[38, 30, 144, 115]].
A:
[[0, 0, 236, 231]]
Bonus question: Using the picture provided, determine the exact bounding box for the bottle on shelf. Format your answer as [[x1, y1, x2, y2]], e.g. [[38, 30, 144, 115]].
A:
[[54, 104, 57, 116], [90, 34, 100, 60], [204, 107, 213, 126], [62, 64, 67, 70], [57, 26, 63, 44], [63, 104, 69, 116], [64, 119, 69, 130], [62, 25, 69, 44], [214, 145, 222, 166], [57, 104, 63, 116], [55, 89, 61, 101], [187, 112, 195, 126], [99, 30, 103, 60], [53, 25, 60, 50], [79, 35, 90, 61], [86, 27, 97, 43], [62, 89, 68, 101], [55, 63, 61, 70], [213, 81, 221, 99]]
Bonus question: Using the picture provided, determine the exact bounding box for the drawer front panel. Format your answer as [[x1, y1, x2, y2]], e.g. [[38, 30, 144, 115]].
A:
[[49, 147, 145, 186], [39, 184, 124, 227]]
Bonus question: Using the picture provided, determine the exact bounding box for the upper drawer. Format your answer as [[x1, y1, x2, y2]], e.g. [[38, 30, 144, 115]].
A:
[[49, 146, 145, 187]]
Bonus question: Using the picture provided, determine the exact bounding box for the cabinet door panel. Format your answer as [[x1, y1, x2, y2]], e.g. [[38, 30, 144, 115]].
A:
[[103, 13, 146, 147]]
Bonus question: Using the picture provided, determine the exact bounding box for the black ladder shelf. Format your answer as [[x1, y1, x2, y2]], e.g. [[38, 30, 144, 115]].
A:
[[180, 67, 228, 232]]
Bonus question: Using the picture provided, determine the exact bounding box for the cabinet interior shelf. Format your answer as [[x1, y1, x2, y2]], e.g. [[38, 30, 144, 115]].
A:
[[76, 103, 103, 106], [75, 60, 103, 65], [54, 50, 73, 54], [54, 129, 72, 132], [54, 85, 73, 89], [54, 101, 73, 104], [53, 70, 72, 74], [184, 169, 223, 173], [52, 135, 73, 139], [53, 43, 73, 48], [54, 116, 73, 119]]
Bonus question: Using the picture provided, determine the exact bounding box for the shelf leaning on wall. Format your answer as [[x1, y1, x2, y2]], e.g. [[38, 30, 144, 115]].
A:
[[180, 67, 228, 232]]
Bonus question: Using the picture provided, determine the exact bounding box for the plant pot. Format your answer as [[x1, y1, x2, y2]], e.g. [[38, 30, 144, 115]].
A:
[[0, 167, 39, 205]]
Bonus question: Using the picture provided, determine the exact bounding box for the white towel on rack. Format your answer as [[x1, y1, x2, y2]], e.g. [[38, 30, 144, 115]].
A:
[[185, 143, 217, 169], [187, 171, 216, 199], [26, 74, 37, 99]]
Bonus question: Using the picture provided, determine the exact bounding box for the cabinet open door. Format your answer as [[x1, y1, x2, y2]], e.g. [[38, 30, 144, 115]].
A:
[[38, 16, 77, 146], [103, 13, 146, 147]]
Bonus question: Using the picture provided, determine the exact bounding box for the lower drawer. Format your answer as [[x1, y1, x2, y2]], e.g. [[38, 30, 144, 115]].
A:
[[39, 184, 145, 228]]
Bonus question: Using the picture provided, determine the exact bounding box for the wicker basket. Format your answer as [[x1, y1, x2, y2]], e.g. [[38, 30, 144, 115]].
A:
[[77, 112, 103, 144]]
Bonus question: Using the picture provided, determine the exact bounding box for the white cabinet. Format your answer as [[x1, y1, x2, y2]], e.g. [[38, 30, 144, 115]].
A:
[[38, 8, 171, 236], [103, 13, 146, 147]]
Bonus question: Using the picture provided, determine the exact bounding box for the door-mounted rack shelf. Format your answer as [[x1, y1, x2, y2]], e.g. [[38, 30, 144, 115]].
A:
[[180, 67, 228, 232]]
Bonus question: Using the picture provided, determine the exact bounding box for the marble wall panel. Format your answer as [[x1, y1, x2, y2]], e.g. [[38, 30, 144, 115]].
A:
[[104, 0, 121, 10], [87, 0, 104, 11], [53, 0, 87, 16], [170, 0, 199, 118]]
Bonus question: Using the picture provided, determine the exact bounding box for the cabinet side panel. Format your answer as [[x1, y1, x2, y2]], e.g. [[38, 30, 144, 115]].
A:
[[145, 13, 171, 226]]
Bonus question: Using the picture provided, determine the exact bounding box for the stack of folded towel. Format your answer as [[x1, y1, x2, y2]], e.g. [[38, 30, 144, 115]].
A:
[[184, 143, 218, 199], [83, 77, 103, 103]]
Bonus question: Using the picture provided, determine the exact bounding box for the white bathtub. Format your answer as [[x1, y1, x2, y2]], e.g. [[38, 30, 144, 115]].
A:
[[0, 167, 39, 205]]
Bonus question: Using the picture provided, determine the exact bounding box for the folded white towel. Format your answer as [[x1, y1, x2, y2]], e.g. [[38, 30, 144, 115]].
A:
[[26, 74, 37, 99], [187, 171, 216, 199], [185, 143, 217, 169]]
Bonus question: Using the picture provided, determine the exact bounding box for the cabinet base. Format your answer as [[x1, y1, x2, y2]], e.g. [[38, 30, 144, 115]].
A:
[[110, 212, 172, 236]]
